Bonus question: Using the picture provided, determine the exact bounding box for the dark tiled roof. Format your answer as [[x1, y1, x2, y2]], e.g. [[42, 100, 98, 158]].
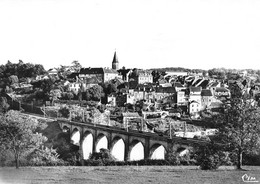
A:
[[67, 72, 79, 79], [134, 84, 154, 92], [197, 79, 209, 88], [215, 87, 229, 92], [192, 78, 202, 86], [190, 86, 202, 92], [117, 69, 132, 74], [79, 68, 104, 74], [155, 86, 176, 93], [201, 89, 212, 96]]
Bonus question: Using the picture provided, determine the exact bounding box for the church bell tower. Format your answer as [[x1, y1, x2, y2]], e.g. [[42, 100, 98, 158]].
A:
[[112, 51, 119, 70]]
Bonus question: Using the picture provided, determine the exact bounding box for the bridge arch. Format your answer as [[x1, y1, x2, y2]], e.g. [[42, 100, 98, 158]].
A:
[[95, 133, 108, 152], [82, 131, 94, 160], [71, 128, 80, 145], [111, 136, 125, 161], [149, 143, 166, 160], [62, 125, 70, 133], [129, 139, 144, 161], [176, 146, 190, 156]]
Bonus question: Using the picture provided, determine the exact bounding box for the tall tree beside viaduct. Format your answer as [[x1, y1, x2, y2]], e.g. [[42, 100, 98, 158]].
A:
[[212, 82, 260, 169], [0, 110, 47, 168]]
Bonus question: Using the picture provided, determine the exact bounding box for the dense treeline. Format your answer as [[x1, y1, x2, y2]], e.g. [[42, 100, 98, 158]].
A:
[[0, 60, 46, 80]]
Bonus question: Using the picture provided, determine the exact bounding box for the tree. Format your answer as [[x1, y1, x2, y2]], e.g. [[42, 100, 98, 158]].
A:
[[49, 89, 61, 105], [0, 110, 47, 168], [85, 85, 104, 101], [103, 82, 117, 95], [67, 92, 74, 101], [0, 97, 10, 114], [212, 82, 260, 169], [8, 75, 19, 84], [71, 61, 82, 72]]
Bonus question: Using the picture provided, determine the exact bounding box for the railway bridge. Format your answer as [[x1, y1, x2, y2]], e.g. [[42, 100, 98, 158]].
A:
[[58, 120, 209, 163]]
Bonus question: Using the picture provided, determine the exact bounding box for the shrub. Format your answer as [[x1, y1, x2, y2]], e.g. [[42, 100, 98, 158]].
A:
[[28, 146, 66, 166], [165, 151, 181, 165], [194, 143, 225, 170], [59, 107, 70, 118], [199, 154, 221, 170]]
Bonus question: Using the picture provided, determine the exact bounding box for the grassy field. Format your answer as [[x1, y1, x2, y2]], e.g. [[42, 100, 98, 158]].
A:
[[0, 166, 259, 184]]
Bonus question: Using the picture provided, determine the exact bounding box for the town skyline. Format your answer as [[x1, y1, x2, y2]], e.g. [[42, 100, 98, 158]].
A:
[[1, 0, 260, 70]]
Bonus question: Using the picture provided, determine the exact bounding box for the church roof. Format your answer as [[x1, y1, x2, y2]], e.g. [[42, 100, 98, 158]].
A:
[[112, 51, 119, 63]]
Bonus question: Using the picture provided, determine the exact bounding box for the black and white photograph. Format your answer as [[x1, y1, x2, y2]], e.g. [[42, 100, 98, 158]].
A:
[[0, 0, 260, 183]]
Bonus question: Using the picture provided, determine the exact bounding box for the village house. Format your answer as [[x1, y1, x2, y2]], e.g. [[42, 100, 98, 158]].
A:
[[133, 84, 154, 103], [189, 86, 202, 117], [157, 78, 170, 87], [68, 82, 82, 94], [137, 71, 153, 84], [154, 86, 176, 102], [79, 67, 104, 82], [177, 89, 188, 106], [201, 89, 213, 110], [103, 68, 121, 82], [172, 82, 185, 92], [212, 87, 230, 101], [47, 68, 58, 76], [79, 67, 121, 83], [189, 101, 201, 118]]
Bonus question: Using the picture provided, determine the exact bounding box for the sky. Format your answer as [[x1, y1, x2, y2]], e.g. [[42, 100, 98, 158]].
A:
[[1, 0, 260, 70]]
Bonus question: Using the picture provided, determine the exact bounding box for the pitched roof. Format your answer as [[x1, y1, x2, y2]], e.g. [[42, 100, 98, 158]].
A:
[[172, 82, 184, 88], [79, 68, 104, 74], [196, 79, 209, 88], [201, 89, 212, 96], [155, 86, 176, 93], [208, 81, 220, 88], [67, 72, 79, 79], [190, 86, 202, 93], [117, 68, 132, 75], [103, 68, 118, 74], [215, 87, 229, 92]]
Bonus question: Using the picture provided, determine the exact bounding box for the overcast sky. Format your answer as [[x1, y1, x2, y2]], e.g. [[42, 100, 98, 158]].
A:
[[0, 0, 260, 70]]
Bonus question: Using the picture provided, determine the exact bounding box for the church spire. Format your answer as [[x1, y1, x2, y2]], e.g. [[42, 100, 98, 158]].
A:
[[112, 50, 119, 70]]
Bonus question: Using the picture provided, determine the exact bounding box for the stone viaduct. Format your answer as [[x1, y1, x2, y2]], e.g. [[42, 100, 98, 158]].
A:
[[58, 120, 209, 163]]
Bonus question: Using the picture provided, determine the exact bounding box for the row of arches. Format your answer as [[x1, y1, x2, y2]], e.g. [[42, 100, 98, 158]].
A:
[[69, 127, 166, 161]]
